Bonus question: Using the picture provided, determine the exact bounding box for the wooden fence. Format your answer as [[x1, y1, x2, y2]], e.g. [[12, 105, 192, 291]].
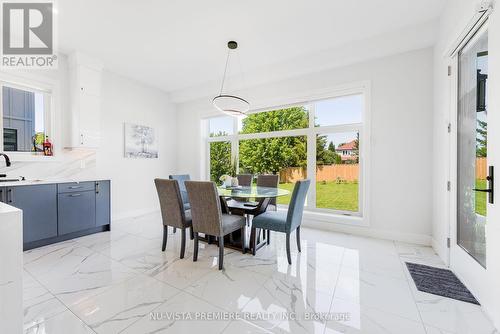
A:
[[280, 164, 359, 183], [279, 157, 488, 183], [476, 157, 487, 180]]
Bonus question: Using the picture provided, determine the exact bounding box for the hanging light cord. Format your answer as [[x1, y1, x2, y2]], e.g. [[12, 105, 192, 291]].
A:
[[219, 48, 231, 95]]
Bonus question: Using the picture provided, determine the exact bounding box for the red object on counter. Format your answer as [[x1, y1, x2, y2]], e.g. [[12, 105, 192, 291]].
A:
[[43, 136, 53, 156]]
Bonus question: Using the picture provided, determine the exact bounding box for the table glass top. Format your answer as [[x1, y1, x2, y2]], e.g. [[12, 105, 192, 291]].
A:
[[217, 186, 290, 198]]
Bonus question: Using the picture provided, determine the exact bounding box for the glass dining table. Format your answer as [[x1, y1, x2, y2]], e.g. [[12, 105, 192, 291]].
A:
[[213, 185, 290, 253]]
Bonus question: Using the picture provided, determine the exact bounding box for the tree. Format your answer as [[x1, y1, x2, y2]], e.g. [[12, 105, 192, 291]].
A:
[[476, 119, 487, 157], [210, 141, 232, 182], [239, 107, 308, 174], [132, 125, 154, 153], [328, 141, 335, 152]]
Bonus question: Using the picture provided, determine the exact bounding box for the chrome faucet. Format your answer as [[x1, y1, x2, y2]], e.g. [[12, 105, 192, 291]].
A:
[[0, 153, 11, 167]]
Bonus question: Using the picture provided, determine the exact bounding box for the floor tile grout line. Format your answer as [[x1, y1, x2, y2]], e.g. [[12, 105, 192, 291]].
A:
[[322, 246, 346, 334], [394, 240, 429, 334], [24, 268, 98, 333]]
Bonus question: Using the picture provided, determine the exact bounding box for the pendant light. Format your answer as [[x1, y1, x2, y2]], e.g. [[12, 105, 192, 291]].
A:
[[212, 41, 250, 116]]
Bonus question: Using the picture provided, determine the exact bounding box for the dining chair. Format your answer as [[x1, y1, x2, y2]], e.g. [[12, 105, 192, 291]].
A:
[[169, 174, 191, 233], [251, 179, 310, 265], [256, 174, 279, 244], [236, 174, 253, 187], [185, 181, 246, 270], [154, 179, 194, 259]]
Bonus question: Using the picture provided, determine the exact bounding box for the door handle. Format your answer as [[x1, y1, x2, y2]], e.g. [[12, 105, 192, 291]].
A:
[[69, 193, 82, 197], [474, 166, 494, 204], [7, 189, 13, 203]]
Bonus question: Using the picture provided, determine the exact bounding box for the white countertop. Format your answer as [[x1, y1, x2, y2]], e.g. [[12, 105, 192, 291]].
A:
[[0, 177, 111, 187], [0, 201, 23, 334]]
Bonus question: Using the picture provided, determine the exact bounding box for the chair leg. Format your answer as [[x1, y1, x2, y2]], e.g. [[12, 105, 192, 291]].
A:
[[296, 226, 301, 252], [266, 229, 270, 245], [285, 233, 292, 265], [251, 227, 257, 256], [162, 225, 168, 251], [219, 237, 224, 270], [173, 227, 176, 234], [241, 226, 246, 254], [193, 233, 199, 262], [189, 226, 194, 240], [180, 228, 186, 259]]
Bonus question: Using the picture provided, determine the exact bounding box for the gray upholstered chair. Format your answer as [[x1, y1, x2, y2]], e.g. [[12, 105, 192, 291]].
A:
[[169, 174, 191, 210], [251, 179, 311, 264], [154, 179, 193, 259], [169, 174, 191, 233], [236, 174, 253, 187], [256, 174, 279, 244], [185, 181, 246, 270]]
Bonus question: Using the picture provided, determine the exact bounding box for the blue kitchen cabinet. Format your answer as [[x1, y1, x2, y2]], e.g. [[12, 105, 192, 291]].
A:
[[58, 190, 96, 235], [95, 180, 110, 227], [7, 184, 58, 244]]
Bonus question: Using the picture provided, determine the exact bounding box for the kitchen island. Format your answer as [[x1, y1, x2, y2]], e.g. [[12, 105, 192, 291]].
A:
[[0, 201, 23, 334]]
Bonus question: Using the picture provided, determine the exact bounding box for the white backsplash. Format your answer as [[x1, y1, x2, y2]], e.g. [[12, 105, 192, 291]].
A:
[[0, 149, 97, 181]]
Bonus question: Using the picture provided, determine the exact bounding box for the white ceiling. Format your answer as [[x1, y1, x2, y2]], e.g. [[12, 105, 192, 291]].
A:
[[57, 0, 446, 99]]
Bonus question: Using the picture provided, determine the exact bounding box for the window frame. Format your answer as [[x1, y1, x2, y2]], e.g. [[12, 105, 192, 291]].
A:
[[204, 81, 371, 226], [0, 72, 57, 161]]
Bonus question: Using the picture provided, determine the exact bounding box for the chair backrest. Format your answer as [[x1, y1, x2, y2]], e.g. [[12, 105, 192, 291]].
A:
[[154, 179, 188, 229], [237, 174, 253, 187], [169, 174, 191, 204], [286, 179, 311, 232], [257, 174, 279, 206], [185, 181, 223, 236]]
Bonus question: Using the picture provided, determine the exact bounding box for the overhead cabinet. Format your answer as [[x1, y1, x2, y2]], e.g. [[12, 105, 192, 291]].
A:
[[69, 53, 103, 148]]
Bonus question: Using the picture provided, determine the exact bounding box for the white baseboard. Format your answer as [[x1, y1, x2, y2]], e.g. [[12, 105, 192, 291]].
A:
[[112, 208, 158, 222], [431, 237, 449, 265], [302, 218, 432, 246]]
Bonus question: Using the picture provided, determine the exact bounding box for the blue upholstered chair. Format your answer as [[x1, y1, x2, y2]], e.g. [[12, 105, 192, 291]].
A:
[[250, 179, 310, 264], [169, 174, 191, 234]]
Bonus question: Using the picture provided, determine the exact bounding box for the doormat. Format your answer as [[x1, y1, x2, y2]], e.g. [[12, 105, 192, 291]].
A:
[[405, 262, 479, 305]]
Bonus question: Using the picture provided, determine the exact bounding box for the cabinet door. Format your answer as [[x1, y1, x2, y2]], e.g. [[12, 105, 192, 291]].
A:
[[79, 92, 101, 148], [95, 181, 110, 227], [58, 191, 96, 235], [7, 185, 57, 243]]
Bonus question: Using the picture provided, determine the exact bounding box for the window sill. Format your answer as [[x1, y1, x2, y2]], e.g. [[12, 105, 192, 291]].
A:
[[277, 205, 368, 227], [3, 152, 61, 163]]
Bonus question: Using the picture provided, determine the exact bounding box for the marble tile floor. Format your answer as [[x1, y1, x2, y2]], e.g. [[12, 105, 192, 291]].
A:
[[22, 212, 498, 334]]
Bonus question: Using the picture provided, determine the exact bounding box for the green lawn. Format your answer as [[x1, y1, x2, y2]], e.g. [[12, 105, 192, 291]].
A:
[[277, 181, 359, 212], [476, 179, 487, 217]]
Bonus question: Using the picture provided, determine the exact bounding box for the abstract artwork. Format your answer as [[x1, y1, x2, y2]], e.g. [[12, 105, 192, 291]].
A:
[[124, 123, 158, 159]]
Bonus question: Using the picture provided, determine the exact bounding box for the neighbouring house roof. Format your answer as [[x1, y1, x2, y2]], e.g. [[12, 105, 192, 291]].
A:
[[336, 140, 357, 151]]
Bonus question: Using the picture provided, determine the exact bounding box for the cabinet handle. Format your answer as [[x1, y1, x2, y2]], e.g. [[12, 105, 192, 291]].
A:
[[69, 186, 82, 189], [7, 189, 13, 203], [96, 182, 100, 194], [69, 193, 82, 197], [80, 134, 84, 145]]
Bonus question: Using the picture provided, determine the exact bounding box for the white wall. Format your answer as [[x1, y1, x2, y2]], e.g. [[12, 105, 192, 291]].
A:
[[0, 56, 177, 220], [97, 71, 177, 219], [176, 47, 434, 244], [432, 0, 500, 328]]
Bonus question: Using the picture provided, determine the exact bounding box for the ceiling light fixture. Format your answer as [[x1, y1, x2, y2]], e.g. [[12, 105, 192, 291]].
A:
[[212, 41, 250, 116]]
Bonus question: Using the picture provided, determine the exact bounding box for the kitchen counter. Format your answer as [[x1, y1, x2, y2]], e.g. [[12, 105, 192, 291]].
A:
[[0, 177, 111, 187], [0, 202, 23, 334]]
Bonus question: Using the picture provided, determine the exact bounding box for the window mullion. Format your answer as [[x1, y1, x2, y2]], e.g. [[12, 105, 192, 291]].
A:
[[307, 104, 316, 209]]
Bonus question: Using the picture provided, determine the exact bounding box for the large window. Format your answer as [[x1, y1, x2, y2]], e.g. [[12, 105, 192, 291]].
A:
[[206, 90, 366, 217], [1, 82, 51, 153]]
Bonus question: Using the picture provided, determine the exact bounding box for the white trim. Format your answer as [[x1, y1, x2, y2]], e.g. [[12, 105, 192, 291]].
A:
[[302, 215, 431, 246], [445, 1, 493, 58], [204, 81, 371, 226], [0, 71, 59, 161]]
